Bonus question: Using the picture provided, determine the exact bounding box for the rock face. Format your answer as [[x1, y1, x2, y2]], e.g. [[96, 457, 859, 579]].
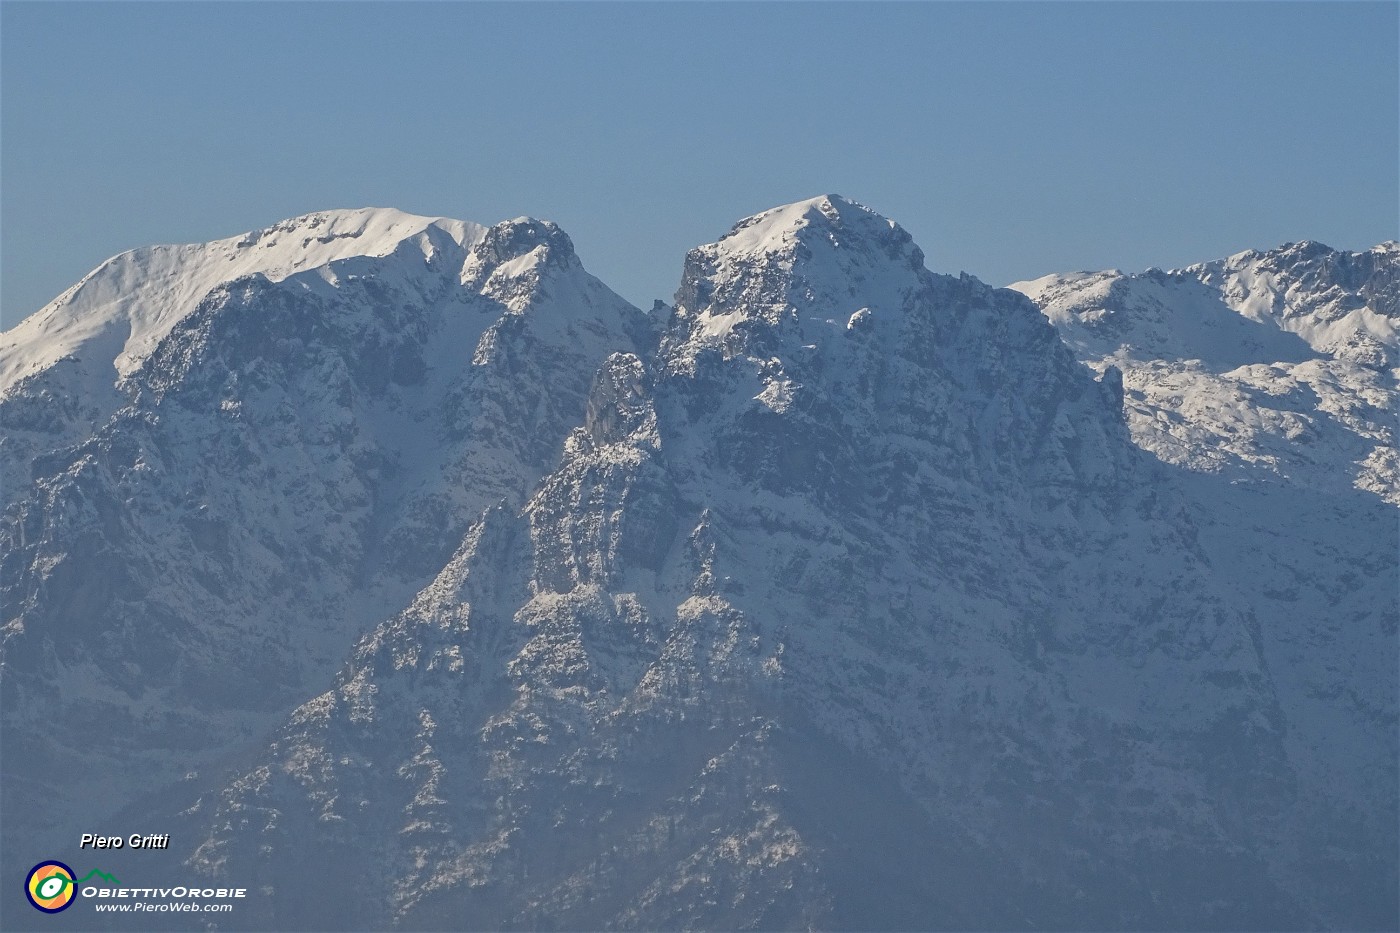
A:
[[3, 198, 1395, 931], [0, 209, 649, 885]]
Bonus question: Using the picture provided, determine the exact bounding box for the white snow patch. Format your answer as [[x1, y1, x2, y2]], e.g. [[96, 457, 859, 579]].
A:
[[1, 208, 487, 396]]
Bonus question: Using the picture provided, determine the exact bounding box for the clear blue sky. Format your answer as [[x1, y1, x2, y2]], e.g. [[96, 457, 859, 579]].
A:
[[3, 2, 1396, 328]]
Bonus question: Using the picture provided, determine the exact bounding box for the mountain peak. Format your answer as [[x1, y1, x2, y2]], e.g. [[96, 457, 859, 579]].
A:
[[473, 217, 576, 267], [458, 217, 584, 297], [670, 196, 927, 352], [237, 206, 482, 253], [0, 207, 488, 395], [712, 194, 913, 262]]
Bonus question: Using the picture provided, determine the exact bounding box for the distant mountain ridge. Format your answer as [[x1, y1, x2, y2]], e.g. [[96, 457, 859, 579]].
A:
[[1010, 238, 1397, 503], [2, 198, 1394, 931]]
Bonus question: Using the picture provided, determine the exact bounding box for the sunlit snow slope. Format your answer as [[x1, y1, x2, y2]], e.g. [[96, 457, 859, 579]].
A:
[[1011, 241, 1398, 502]]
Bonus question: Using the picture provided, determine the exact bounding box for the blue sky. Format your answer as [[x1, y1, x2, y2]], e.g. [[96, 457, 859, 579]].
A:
[[3, 2, 1396, 327]]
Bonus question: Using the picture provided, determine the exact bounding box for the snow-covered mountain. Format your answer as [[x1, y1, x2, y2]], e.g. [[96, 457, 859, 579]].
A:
[[0, 209, 485, 495], [1, 207, 650, 889], [1010, 241, 1398, 503], [2, 199, 1394, 931]]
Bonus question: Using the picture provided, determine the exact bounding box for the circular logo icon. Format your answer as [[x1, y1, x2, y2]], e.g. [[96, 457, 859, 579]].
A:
[[25, 861, 77, 913]]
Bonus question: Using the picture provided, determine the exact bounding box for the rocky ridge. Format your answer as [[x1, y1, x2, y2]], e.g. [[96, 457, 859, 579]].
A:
[[1010, 240, 1398, 502], [1, 209, 648, 880], [3, 198, 1395, 930]]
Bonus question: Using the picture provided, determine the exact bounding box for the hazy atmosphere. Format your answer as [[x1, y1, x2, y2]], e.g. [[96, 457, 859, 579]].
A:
[[2, 4, 1396, 931], [3, 2, 1395, 327]]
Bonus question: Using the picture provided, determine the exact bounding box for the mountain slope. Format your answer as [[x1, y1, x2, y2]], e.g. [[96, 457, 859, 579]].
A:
[[3, 200, 1394, 931], [1, 208, 484, 394], [0, 210, 649, 884], [0, 210, 486, 501], [90, 198, 1394, 930], [1010, 241, 1398, 502]]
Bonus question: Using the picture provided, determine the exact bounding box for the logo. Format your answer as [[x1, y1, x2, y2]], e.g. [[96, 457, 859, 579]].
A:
[[24, 862, 121, 913], [25, 861, 77, 913]]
